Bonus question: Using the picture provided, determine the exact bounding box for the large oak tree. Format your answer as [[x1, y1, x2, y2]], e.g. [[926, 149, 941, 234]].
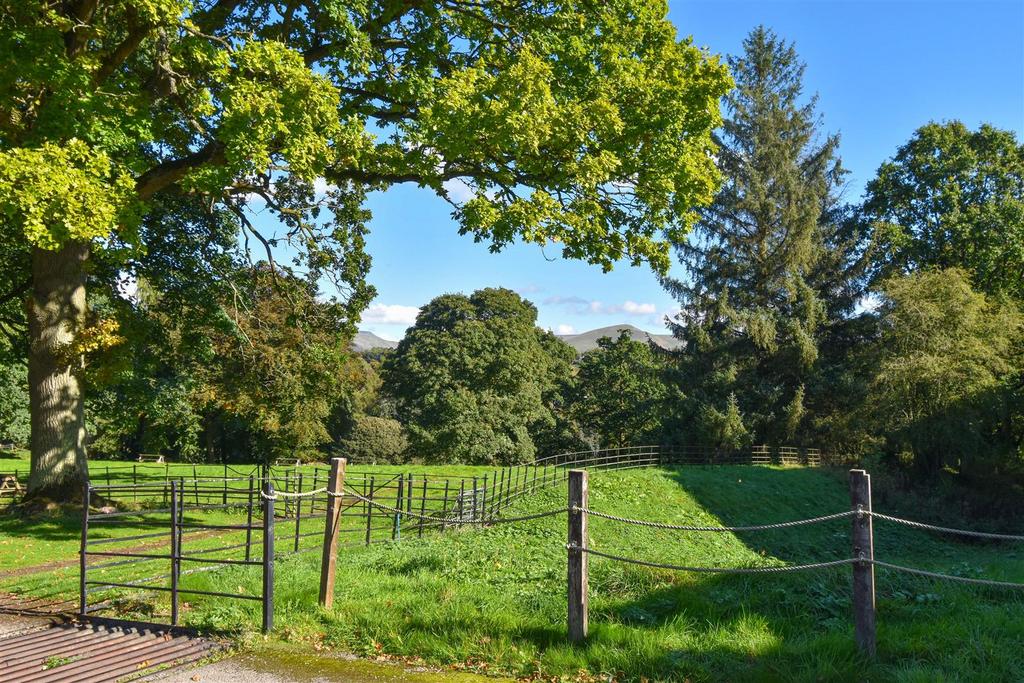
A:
[[0, 0, 731, 499]]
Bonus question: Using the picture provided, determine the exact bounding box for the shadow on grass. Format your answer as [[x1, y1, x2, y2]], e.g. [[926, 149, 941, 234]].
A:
[[663, 465, 854, 564]]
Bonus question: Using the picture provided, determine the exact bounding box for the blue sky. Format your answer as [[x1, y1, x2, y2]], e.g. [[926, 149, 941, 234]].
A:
[[308, 0, 1024, 341]]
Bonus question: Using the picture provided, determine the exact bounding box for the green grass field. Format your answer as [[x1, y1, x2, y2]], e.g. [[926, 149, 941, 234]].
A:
[[2, 457, 1023, 681]]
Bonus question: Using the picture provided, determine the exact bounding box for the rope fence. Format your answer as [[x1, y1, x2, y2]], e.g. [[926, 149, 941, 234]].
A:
[[74, 450, 1024, 659], [573, 506, 857, 531], [866, 511, 1024, 542], [571, 546, 860, 574]]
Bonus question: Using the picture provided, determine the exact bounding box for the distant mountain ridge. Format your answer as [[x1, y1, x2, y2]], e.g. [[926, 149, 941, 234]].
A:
[[555, 324, 682, 353], [351, 324, 680, 354], [351, 330, 399, 351]]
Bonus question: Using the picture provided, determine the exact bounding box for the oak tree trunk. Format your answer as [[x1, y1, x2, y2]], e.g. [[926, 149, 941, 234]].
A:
[[26, 242, 90, 502]]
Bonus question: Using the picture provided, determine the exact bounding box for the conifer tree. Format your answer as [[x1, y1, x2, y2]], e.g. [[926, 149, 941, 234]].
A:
[[663, 26, 849, 445]]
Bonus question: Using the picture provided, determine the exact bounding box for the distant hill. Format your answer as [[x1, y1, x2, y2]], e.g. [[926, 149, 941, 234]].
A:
[[556, 324, 682, 354], [351, 331, 399, 352], [352, 324, 680, 355]]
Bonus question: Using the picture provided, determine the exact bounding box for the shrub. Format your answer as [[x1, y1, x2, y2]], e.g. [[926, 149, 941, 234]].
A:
[[338, 416, 409, 464]]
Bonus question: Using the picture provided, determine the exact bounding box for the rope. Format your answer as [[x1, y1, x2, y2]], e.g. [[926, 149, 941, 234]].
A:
[[573, 506, 856, 531], [576, 546, 1024, 590], [871, 559, 1024, 589], [573, 545, 858, 574], [867, 511, 1024, 542], [339, 487, 568, 524], [260, 487, 327, 500]]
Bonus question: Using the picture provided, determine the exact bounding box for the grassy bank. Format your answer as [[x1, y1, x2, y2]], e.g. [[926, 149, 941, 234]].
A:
[[3, 464, 1023, 681]]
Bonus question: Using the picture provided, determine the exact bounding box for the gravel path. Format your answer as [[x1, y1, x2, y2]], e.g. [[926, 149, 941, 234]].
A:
[[0, 612, 60, 639]]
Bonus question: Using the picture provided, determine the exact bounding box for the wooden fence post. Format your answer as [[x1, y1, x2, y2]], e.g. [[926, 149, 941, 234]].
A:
[[567, 469, 588, 643], [849, 469, 876, 657], [262, 480, 275, 633], [319, 457, 347, 608]]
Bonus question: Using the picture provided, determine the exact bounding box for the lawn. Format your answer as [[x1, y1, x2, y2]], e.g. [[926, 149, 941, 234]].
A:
[[2, 462, 1023, 681]]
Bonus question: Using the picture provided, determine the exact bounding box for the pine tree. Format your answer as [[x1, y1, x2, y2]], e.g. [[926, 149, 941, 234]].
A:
[[663, 26, 850, 445]]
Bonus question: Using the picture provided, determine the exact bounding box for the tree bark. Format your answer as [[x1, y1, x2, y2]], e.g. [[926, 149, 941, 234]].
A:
[[26, 242, 90, 502]]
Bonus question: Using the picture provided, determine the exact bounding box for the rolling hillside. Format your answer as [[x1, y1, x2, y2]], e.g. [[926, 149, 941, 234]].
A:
[[352, 324, 681, 354], [555, 323, 682, 353], [351, 330, 400, 351]]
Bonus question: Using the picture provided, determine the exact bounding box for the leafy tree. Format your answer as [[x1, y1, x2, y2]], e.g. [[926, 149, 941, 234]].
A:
[[382, 288, 573, 464], [531, 329, 587, 456], [697, 393, 751, 452], [325, 355, 384, 446], [0, 361, 29, 446], [863, 122, 1024, 300], [662, 26, 850, 445], [338, 415, 408, 464], [0, 0, 731, 500], [865, 268, 1023, 475], [570, 331, 667, 448], [86, 262, 351, 464]]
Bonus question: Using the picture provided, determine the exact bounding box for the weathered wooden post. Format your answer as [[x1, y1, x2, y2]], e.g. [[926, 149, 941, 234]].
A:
[[849, 469, 876, 657], [567, 469, 588, 643], [262, 480, 275, 633], [319, 457, 347, 608]]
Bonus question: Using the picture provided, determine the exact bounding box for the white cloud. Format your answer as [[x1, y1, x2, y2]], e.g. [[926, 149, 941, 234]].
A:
[[555, 324, 576, 335], [362, 303, 421, 325], [515, 284, 544, 295], [621, 300, 657, 315], [313, 177, 334, 198], [443, 178, 476, 203], [544, 295, 660, 318], [243, 177, 334, 207]]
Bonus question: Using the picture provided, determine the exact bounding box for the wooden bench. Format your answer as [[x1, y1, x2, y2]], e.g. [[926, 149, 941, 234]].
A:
[[0, 474, 24, 500], [137, 453, 165, 463]]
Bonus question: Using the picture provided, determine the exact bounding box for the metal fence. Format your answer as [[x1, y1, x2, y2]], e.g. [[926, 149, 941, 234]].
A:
[[72, 444, 836, 631], [79, 478, 275, 630]]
